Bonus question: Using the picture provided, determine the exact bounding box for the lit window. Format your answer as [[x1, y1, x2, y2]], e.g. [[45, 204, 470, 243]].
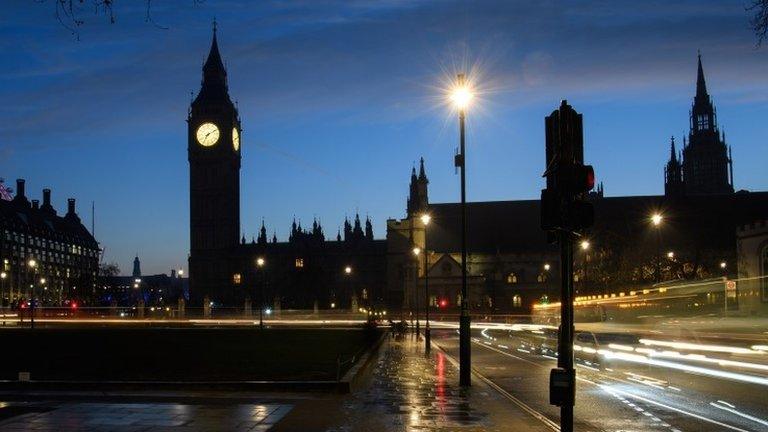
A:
[[507, 273, 518, 284], [233, 273, 241, 285], [295, 258, 304, 268], [513, 295, 522, 308]]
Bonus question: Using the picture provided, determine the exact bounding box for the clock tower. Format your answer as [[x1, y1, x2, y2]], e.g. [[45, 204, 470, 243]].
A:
[[188, 24, 242, 303]]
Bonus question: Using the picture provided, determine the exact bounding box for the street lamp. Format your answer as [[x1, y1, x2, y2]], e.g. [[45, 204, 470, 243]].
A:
[[412, 247, 421, 337], [579, 240, 590, 293], [27, 259, 37, 329], [421, 213, 432, 353], [650, 213, 663, 283], [256, 257, 265, 329], [667, 251, 674, 259], [451, 73, 473, 387], [0, 271, 6, 311], [344, 265, 354, 312], [178, 269, 184, 277]]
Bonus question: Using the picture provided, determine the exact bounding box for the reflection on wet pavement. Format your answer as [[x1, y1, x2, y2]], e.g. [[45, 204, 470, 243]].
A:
[[332, 336, 487, 431], [0, 402, 291, 431]]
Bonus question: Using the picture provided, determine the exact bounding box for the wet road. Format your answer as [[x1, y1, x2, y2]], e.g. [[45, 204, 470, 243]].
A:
[[433, 328, 768, 432]]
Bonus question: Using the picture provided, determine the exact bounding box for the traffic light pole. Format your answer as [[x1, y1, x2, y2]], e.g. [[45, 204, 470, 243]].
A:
[[424, 221, 431, 354], [558, 230, 575, 431], [458, 104, 471, 387]]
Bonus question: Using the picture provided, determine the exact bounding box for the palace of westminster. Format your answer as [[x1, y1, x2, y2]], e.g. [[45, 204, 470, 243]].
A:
[[2, 28, 767, 314]]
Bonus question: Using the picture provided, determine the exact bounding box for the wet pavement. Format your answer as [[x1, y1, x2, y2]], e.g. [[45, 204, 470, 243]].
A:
[[324, 334, 553, 431], [0, 402, 292, 431], [0, 334, 554, 431]]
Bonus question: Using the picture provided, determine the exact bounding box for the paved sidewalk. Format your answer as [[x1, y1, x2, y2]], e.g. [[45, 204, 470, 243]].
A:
[[0, 335, 556, 431], [315, 333, 554, 431]]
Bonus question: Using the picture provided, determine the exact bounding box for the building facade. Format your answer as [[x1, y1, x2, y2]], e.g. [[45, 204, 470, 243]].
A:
[[665, 54, 734, 196], [186, 32, 767, 315], [0, 179, 99, 307]]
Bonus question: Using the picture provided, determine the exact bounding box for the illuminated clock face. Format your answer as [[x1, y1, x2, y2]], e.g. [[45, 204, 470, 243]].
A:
[[196, 122, 220, 147], [232, 127, 240, 151]]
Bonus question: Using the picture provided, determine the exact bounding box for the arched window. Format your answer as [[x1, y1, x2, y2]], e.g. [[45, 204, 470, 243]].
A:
[[512, 294, 522, 308], [537, 273, 547, 283], [507, 273, 518, 284]]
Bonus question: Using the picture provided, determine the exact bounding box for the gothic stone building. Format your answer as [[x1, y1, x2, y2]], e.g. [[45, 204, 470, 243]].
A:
[[187, 28, 386, 308], [187, 31, 767, 314], [0, 179, 99, 307]]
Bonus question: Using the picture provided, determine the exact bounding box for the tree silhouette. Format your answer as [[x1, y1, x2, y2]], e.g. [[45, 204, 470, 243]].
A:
[[748, 0, 768, 45]]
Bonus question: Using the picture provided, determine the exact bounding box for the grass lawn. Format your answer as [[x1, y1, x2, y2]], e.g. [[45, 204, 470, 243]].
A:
[[0, 327, 380, 381]]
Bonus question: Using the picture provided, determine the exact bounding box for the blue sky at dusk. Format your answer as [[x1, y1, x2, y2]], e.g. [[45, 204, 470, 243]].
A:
[[1, 0, 766, 275]]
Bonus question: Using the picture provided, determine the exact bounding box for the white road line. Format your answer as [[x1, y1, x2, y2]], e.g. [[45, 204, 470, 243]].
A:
[[472, 339, 751, 432], [433, 341, 561, 431]]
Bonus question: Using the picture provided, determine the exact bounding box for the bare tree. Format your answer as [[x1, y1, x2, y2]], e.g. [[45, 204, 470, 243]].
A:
[[40, 0, 204, 38], [748, 0, 768, 46], [99, 262, 121, 277]]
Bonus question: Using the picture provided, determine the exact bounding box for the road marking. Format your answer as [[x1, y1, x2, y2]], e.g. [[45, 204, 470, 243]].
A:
[[710, 402, 768, 427], [432, 341, 561, 431], [472, 339, 752, 432]]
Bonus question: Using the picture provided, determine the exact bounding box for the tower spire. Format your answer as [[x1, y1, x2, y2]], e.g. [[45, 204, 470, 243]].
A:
[[670, 136, 677, 162], [696, 50, 708, 101]]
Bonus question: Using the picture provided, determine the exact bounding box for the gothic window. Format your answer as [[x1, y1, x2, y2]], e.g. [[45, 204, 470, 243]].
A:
[[512, 295, 522, 308], [295, 258, 304, 268], [507, 273, 518, 284], [697, 114, 709, 131], [761, 245, 768, 303], [232, 273, 241, 285], [537, 273, 547, 283]]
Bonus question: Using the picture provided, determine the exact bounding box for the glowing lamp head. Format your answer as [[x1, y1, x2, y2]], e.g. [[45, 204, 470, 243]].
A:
[[27, 259, 37, 268], [651, 213, 663, 226], [439, 299, 448, 308], [451, 86, 473, 110], [345, 266, 352, 275], [580, 240, 590, 250], [256, 257, 265, 268], [544, 263, 551, 271], [667, 251, 674, 259], [0, 272, 6, 279], [412, 247, 421, 256], [720, 261, 727, 269], [420, 214, 431, 225]]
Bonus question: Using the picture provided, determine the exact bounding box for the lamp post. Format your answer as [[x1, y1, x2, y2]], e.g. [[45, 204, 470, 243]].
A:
[[451, 73, 473, 387], [580, 240, 590, 294], [421, 213, 432, 353], [0, 271, 6, 311], [651, 213, 663, 283], [412, 247, 421, 337], [344, 266, 353, 312], [27, 259, 37, 329], [257, 257, 265, 330]]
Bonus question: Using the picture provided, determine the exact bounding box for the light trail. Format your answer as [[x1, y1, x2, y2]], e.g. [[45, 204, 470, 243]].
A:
[[639, 339, 765, 355], [471, 339, 752, 432], [710, 402, 768, 428]]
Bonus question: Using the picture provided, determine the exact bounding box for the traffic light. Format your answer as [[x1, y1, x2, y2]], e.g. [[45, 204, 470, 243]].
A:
[[541, 101, 596, 234]]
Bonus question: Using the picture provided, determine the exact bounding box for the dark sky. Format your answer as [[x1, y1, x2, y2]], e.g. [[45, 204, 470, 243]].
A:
[[1, 0, 766, 274]]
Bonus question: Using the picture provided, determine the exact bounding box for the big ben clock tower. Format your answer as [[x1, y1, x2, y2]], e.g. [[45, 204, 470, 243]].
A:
[[188, 24, 242, 303]]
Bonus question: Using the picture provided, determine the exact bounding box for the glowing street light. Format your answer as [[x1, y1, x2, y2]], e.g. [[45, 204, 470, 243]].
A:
[[544, 263, 551, 271], [178, 269, 184, 277], [650, 213, 664, 282], [451, 72, 474, 387], [667, 251, 675, 259], [256, 257, 265, 268], [256, 257, 266, 329], [651, 213, 663, 226], [720, 261, 727, 269], [421, 213, 432, 352], [580, 240, 590, 250], [344, 266, 352, 275], [412, 247, 421, 256]]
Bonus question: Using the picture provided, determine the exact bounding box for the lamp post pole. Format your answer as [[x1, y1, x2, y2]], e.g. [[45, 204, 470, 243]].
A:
[[651, 214, 663, 283], [422, 214, 431, 353], [257, 257, 265, 330], [29, 260, 37, 329], [456, 73, 471, 387]]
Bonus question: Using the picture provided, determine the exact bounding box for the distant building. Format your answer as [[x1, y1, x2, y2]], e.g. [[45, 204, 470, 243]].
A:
[[98, 261, 187, 308], [185, 29, 767, 314], [132, 254, 141, 277], [0, 179, 99, 306], [187, 27, 385, 307], [737, 221, 768, 315], [665, 54, 734, 196]]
